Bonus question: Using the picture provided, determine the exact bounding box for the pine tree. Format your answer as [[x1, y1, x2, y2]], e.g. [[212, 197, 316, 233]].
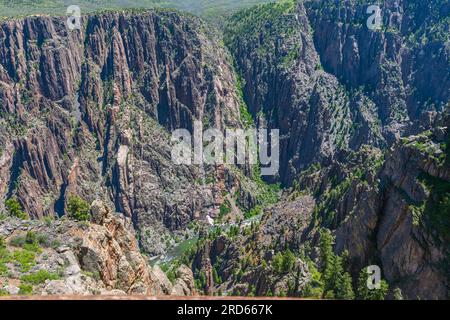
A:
[[318, 229, 334, 273], [281, 249, 295, 273], [324, 254, 343, 292], [357, 268, 389, 300], [336, 272, 355, 300], [5, 198, 28, 220], [67, 195, 90, 221]]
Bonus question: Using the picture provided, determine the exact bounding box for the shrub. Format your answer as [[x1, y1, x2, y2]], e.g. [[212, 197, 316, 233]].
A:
[[21, 270, 60, 285], [5, 198, 27, 220], [43, 216, 53, 227], [212, 266, 222, 285], [0, 238, 10, 276], [12, 250, 36, 273], [25, 231, 37, 245], [18, 283, 33, 295], [0, 236, 5, 249], [9, 232, 42, 252], [272, 249, 296, 274], [301, 261, 324, 298], [336, 272, 355, 300], [393, 287, 404, 300], [67, 195, 90, 221], [219, 200, 232, 220], [9, 235, 26, 248]]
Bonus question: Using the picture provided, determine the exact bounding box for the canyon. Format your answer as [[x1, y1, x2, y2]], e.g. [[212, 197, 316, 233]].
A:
[[0, 0, 449, 299]]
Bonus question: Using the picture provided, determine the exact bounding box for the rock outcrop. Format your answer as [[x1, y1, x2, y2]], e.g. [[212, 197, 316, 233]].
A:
[[0, 1, 448, 300], [0, 200, 196, 296], [0, 9, 245, 255], [225, 0, 448, 185]]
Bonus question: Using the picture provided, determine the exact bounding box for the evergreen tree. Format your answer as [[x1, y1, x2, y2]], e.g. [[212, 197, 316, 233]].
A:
[[5, 198, 28, 220], [318, 229, 334, 273], [324, 254, 343, 292], [357, 268, 389, 300], [281, 249, 295, 273], [67, 195, 90, 221], [336, 272, 355, 300]]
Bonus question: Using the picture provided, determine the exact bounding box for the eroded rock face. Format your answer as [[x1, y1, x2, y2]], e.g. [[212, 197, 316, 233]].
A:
[[171, 264, 196, 296], [190, 195, 315, 297], [0, 3, 448, 300], [0, 10, 243, 254], [221, 0, 448, 299], [0, 200, 195, 296], [306, 0, 449, 120], [226, 0, 448, 185], [333, 116, 450, 299]]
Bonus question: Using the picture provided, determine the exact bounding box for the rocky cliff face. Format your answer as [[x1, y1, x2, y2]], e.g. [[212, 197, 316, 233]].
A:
[[0, 1, 448, 299], [0, 10, 245, 256], [190, 200, 314, 297], [225, 0, 449, 185], [333, 113, 450, 299], [0, 200, 196, 296], [306, 0, 449, 121], [222, 0, 449, 299]]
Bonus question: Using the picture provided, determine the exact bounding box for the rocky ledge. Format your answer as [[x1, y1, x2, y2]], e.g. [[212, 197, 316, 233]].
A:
[[0, 200, 195, 296]]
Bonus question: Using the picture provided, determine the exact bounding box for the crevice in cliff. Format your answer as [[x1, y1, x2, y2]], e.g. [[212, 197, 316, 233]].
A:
[[101, 113, 112, 176], [6, 149, 23, 198], [54, 182, 67, 218]]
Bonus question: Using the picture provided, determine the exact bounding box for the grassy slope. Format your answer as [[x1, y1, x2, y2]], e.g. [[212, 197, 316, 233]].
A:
[[0, 0, 275, 19]]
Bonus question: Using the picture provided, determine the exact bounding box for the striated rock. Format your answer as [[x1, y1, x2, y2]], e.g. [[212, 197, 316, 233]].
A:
[[148, 265, 173, 295], [333, 124, 450, 299], [0, 200, 181, 296], [170, 265, 196, 296], [0, 9, 245, 255]]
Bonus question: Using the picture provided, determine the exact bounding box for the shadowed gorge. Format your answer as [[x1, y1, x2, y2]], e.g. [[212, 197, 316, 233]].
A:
[[0, 0, 449, 300]]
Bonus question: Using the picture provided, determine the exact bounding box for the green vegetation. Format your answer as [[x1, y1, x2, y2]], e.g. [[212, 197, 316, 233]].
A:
[[0, 236, 9, 276], [1, 231, 45, 275], [357, 268, 389, 300], [244, 205, 263, 220], [18, 283, 33, 295], [317, 229, 355, 300], [9, 231, 50, 252], [272, 249, 295, 274], [302, 229, 388, 300], [0, 0, 274, 20], [67, 195, 90, 221], [219, 199, 232, 221], [194, 270, 208, 291], [212, 266, 222, 285], [12, 249, 36, 273], [0, 236, 5, 249], [5, 198, 28, 220], [21, 269, 60, 285], [417, 172, 450, 244], [0, 223, 56, 291], [224, 0, 296, 50], [301, 260, 325, 298], [393, 287, 404, 300], [235, 75, 254, 128], [230, 165, 281, 220], [312, 147, 384, 227]]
